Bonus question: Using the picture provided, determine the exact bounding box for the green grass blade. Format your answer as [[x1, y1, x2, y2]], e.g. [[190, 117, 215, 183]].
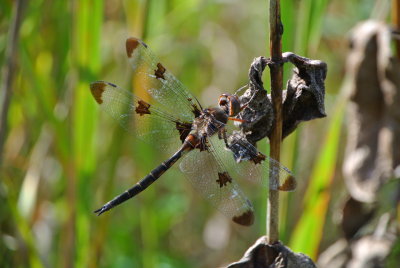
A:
[[72, 0, 103, 267], [289, 98, 346, 259]]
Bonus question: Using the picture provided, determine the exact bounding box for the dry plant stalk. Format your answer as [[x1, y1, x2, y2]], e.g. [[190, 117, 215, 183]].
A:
[[267, 0, 284, 244], [0, 0, 25, 165], [393, 0, 400, 57], [226, 0, 327, 266]]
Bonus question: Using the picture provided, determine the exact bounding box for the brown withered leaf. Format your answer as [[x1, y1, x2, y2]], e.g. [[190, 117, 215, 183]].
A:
[[317, 213, 397, 268], [318, 20, 400, 268], [341, 197, 375, 240], [238, 54, 327, 144], [281, 53, 327, 139], [238, 57, 274, 145], [342, 21, 400, 203], [226, 236, 316, 268]]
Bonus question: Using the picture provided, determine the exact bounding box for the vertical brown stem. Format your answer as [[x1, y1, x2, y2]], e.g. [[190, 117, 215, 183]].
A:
[[267, 0, 283, 244], [394, 0, 400, 58], [0, 0, 25, 165]]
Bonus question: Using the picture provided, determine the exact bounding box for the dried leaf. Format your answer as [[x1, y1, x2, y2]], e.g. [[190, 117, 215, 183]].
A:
[[343, 20, 400, 202], [238, 54, 327, 144], [341, 197, 375, 240], [226, 236, 316, 268]]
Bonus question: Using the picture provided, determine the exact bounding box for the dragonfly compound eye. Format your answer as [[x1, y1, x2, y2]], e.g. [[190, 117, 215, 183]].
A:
[[219, 94, 241, 116], [218, 94, 228, 105]]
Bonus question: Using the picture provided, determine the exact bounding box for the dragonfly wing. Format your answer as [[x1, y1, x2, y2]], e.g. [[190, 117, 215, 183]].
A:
[[125, 37, 202, 122], [226, 132, 297, 191], [90, 81, 192, 151], [179, 137, 254, 226]]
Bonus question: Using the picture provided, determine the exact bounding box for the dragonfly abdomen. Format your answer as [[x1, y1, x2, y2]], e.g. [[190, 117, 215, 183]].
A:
[[94, 148, 185, 216]]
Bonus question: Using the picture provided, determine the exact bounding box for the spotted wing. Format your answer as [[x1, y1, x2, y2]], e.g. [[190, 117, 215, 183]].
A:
[[125, 37, 202, 122], [90, 81, 192, 151], [179, 136, 255, 226], [225, 132, 297, 192]]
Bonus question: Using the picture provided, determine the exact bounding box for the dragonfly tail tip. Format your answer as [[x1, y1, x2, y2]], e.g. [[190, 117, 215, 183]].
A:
[[94, 207, 106, 216]]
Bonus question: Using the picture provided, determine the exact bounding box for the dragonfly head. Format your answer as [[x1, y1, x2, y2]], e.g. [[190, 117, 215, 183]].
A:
[[218, 94, 241, 116]]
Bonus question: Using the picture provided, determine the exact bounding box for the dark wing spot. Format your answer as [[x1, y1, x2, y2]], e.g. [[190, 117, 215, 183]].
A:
[[191, 104, 202, 118], [90, 81, 107, 104], [251, 152, 266, 165], [278, 175, 297, 191], [155, 63, 166, 80], [135, 100, 151, 116], [216, 172, 232, 187], [175, 121, 192, 143], [126, 38, 140, 58], [232, 210, 254, 226]]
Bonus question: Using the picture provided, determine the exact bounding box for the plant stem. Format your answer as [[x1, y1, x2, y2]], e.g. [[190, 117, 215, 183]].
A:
[[0, 0, 25, 166], [394, 0, 400, 58], [267, 0, 283, 244]]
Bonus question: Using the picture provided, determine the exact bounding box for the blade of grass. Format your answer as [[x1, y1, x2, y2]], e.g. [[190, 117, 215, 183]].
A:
[[135, 1, 166, 266], [72, 0, 103, 267], [294, 0, 329, 57], [289, 97, 346, 259], [3, 176, 44, 268], [280, 0, 328, 242], [0, 0, 25, 165], [279, 0, 298, 243]]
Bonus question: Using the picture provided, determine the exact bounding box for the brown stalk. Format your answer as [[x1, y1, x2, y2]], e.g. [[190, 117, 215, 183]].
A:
[[267, 0, 283, 244], [0, 0, 25, 165], [394, 0, 400, 58]]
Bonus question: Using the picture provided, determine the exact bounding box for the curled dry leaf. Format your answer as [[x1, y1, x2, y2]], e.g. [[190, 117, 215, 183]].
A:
[[226, 236, 316, 268], [238, 53, 327, 144], [281, 52, 327, 139], [318, 213, 397, 268], [343, 20, 400, 203], [318, 20, 400, 268], [340, 197, 375, 240], [225, 53, 326, 268]]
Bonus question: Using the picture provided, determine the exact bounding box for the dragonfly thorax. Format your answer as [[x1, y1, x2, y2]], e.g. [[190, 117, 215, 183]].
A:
[[191, 107, 227, 137], [205, 107, 229, 125], [183, 107, 228, 151]]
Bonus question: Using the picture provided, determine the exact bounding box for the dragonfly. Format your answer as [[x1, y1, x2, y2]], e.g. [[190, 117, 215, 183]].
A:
[[90, 37, 296, 226]]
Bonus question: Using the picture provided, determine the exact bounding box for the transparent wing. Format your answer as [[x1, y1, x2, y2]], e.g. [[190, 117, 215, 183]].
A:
[[225, 132, 297, 191], [179, 136, 255, 226], [126, 37, 202, 122], [90, 81, 192, 151]]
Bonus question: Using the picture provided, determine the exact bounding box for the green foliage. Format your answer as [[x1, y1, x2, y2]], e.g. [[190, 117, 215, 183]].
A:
[[289, 95, 346, 258], [0, 0, 379, 267]]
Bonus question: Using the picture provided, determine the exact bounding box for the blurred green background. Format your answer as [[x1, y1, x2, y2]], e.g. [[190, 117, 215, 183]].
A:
[[0, 0, 391, 267]]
